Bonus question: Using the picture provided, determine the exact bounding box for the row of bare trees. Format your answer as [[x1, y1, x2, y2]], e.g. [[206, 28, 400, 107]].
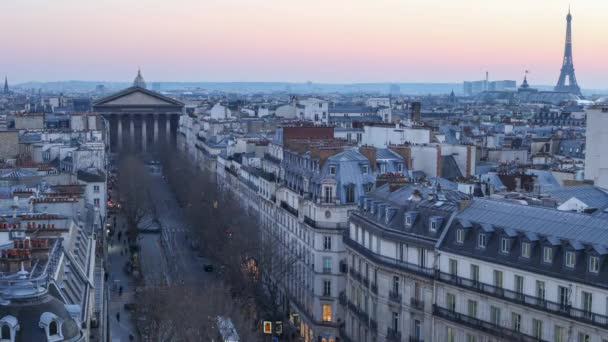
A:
[[159, 148, 301, 340]]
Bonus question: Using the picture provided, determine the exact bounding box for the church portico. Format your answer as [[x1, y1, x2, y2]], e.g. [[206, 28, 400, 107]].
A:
[[93, 70, 184, 154]]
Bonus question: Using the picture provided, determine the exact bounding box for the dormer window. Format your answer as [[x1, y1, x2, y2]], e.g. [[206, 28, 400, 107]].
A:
[[521, 242, 531, 258], [398, 163, 403, 173], [500, 238, 510, 254], [329, 166, 336, 175], [543, 247, 553, 264], [456, 229, 465, 244], [430, 221, 437, 232], [589, 256, 600, 273], [405, 216, 411, 226], [0, 315, 17, 342], [39, 312, 63, 342], [362, 165, 369, 174], [429, 217, 443, 234], [477, 233, 487, 249], [565, 251, 576, 268]]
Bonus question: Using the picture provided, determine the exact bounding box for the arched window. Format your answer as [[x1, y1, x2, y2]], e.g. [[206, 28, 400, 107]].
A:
[[49, 320, 58, 336], [1, 324, 10, 339]]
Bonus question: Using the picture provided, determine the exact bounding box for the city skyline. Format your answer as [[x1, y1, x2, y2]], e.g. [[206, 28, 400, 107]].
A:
[[2, 0, 608, 88]]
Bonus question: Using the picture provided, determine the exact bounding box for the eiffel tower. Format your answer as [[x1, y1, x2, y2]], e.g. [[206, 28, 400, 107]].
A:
[[554, 8, 582, 95]]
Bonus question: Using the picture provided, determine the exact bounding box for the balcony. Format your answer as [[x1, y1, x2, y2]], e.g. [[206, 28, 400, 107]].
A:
[[370, 283, 378, 294], [433, 305, 547, 342], [436, 271, 608, 329], [362, 277, 370, 288], [409, 337, 424, 342], [388, 290, 402, 303], [280, 201, 298, 217], [347, 300, 369, 324], [303, 215, 348, 229], [263, 152, 281, 165], [410, 297, 425, 310], [343, 235, 434, 278], [386, 327, 402, 342], [349, 268, 362, 283]]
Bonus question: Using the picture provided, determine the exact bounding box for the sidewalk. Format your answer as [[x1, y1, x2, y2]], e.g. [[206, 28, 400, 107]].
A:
[[107, 216, 139, 342]]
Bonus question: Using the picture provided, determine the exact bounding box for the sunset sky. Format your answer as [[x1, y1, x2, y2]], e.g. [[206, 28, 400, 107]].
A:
[[2, 0, 607, 88]]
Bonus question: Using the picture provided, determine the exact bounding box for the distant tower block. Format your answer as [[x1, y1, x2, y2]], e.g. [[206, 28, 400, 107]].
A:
[[410, 102, 422, 123], [3, 76, 8, 94], [554, 8, 582, 95]]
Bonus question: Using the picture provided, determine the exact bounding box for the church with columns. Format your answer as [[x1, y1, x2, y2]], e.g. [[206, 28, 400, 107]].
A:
[[93, 70, 184, 153]]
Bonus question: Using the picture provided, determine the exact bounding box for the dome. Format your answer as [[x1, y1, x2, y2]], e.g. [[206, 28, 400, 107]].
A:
[[133, 69, 147, 89], [0, 293, 82, 341]]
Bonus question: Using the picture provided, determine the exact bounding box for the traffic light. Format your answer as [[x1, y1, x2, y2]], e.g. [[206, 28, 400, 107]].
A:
[[263, 321, 272, 334]]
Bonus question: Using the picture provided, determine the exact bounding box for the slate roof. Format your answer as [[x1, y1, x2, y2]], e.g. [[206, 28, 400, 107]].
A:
[[548, 185, 608, 209], [457, 199, 608, 245], [526, 169, 560, 192]]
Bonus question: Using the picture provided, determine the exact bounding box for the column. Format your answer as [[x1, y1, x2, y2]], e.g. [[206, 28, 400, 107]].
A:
[[165, 115, 171, 142], [117, 116, 123, 150], [153, 114, 159, 145], [130, 114, 135, 148], [105, 116, 112, 153], [142, 116, 147, 152]]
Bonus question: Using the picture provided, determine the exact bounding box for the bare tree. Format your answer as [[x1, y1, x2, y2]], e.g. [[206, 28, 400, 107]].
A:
[[117, 155, 151, 244]]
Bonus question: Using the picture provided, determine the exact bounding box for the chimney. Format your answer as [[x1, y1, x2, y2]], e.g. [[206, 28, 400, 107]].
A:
[[389, 145, 412, 169], [359, 146, 377, 172]]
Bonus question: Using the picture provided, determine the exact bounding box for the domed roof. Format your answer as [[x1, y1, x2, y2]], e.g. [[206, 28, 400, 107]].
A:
[[594, 96, 608, 104], [133, 69, 147, 89], [0, 293, 82, 341]]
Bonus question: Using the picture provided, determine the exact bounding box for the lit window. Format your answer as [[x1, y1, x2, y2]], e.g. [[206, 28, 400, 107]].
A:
[[322, 304, 332, 322], [589, 256, 600, 273], [565, 251, 576, 268], [478, 234, 487, 249], [543, 247, 553, 263], [521, 242, 531, 258], [456, 229, 465, 244]]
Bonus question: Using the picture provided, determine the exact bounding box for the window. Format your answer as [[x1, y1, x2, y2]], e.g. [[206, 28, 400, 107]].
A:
[[323, 236, 332, 251], [490, 306, 501, 325], [514, 275, 524, 294], [467, 300, 478, 318], [362, 165, 369, 174], [554, 326, 566, 342], [589, 256, 600, 273], [521, 242, 531, 258], [578, 333, 590, 342], [449, 259, 458, 276], [323, 280, 331, 296], [398, 164, 403, 173], [446, 293, 456, 312], [430, 220, 437, 233], [49, 320, 58, 336], [456, 229, 465, 244], [558, 286, 569, 308], [391, 312, 399, 331], [324, 187, 333, 203], [533, 319, 543, 339], [329, 166, 336, 175], [470, 264, 479, 283], [565, 251, 576, 268], [321, 304, 332, 322], [93, 185, 100, 193], [478, 233, 487, 248], [500, 238, 510, 253], [94, 198, 100, 207], [543, 247, 553, 263], [447, 327, 455, 342], [322, 257, 332, 273], [493, 270, 503, 288], [405, 216, 412, 226], [1, 325, 9, 339], [511, 312, 521, 332], [345, 185, 355, 203], [392, 276, 399, 294], [413, 320, 421, 339], [466, 334, 477, 342], [536, 280, 546, 301], [582, 291, 593, 315]]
